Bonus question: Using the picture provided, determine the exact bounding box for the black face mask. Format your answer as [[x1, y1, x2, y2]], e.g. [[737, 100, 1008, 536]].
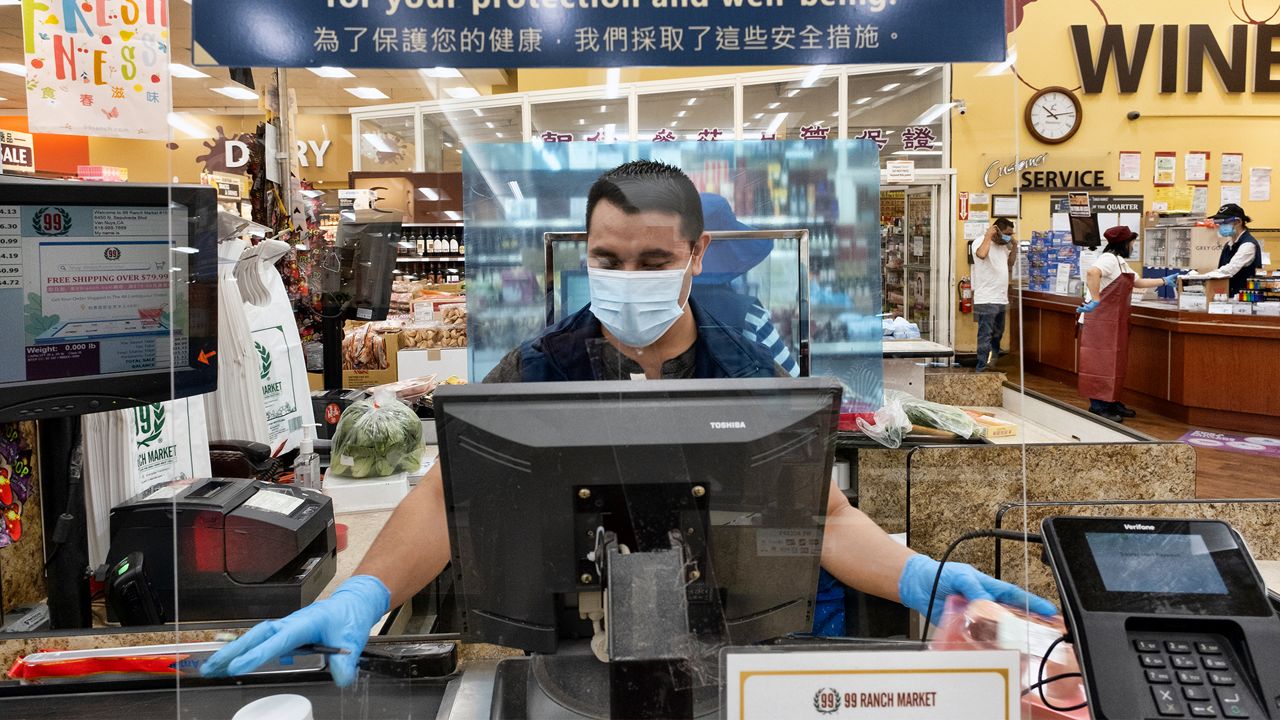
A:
[[1106, 242, 1132, 257]]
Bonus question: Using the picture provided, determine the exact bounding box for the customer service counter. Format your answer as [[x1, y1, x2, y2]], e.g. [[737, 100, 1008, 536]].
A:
[[1015, 290, 1280, 435]]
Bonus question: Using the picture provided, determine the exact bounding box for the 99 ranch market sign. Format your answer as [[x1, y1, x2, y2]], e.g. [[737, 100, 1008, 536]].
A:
[[192, 0, 1004, 68]]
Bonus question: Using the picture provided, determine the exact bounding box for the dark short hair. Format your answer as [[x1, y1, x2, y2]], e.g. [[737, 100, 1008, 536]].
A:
[[586, 160, 704, 243], [993, 217, 1015, 231]]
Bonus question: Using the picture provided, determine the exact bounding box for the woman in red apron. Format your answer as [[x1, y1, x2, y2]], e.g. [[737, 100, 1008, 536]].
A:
[[1077, 226, 1179, 423]]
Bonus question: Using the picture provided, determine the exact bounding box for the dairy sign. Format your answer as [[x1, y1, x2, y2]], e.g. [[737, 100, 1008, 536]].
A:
[[0, 130, 35, 175], [21, 0, 172, 139]]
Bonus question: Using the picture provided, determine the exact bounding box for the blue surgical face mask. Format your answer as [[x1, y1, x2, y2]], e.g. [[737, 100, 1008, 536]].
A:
[[1218, 223, 1237, 238], [1000, 233, 1013, 243], [588, 255, 693, 348]]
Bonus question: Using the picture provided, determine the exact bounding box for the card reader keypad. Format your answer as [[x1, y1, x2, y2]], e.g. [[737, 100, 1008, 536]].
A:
[[1131, 632, 1256, 718]]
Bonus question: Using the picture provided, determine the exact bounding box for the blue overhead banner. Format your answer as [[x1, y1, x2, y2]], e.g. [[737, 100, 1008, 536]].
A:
[[192, 0, 1006, 68]]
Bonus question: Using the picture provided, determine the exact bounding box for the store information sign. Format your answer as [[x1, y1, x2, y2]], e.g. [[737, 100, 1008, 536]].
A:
[[886, 159, 915, 184], [192, 0, 1005, 68], [723, 649, 1020, 720], [21, 0, 171, 139]]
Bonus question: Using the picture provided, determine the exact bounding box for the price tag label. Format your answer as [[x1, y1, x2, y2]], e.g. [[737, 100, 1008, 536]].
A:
[[723, 649, 1020, 720]]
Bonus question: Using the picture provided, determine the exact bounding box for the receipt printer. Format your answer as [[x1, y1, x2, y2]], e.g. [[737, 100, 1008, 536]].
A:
[[106, 478, 336, 622], [1042, 516, 1280, 720]]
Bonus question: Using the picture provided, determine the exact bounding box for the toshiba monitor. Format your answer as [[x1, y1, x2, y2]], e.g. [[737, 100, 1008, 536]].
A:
[[0, 179, 218, 421], [434, 377, 840, 655]]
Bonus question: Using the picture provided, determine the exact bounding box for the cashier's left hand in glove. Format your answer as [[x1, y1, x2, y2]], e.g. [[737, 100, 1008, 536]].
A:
[[201, 575, 389, 687], [898, 554, 1058, 625]]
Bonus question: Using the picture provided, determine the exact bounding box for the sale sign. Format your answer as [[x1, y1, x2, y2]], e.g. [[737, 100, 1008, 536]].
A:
[[20, 0, 171, 140], [0, 130, 36, 175]]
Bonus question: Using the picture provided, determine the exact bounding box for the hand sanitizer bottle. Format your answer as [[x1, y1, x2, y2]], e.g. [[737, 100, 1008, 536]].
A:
[[294, 426, 322, 491]]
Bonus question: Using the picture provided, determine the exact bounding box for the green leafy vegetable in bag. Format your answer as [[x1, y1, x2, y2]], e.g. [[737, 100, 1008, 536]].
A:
[[328, 390, 424, 479]]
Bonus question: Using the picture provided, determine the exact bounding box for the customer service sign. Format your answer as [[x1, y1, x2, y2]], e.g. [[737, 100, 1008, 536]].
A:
[[192, 0, 1004, 68]]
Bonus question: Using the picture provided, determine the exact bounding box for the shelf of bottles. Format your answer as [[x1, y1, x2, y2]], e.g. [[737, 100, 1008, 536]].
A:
[[903, 188, 934, 339], [1240, 277, 1280, 303], [880, 190, 906, 320], [395, 225, 465, 284]]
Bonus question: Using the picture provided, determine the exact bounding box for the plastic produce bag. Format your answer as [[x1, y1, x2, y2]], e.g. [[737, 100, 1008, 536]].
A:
[[888, 389, 981, 439], [855, 394, 911, 448], [328, 390, 424, 479]]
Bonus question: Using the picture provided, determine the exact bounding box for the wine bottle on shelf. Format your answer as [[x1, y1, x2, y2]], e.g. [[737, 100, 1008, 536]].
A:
[[415, 229, 425, 256], [449, 231, 459, 254]]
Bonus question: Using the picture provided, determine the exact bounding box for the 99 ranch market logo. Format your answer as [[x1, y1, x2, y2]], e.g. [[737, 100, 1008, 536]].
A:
[[812, 687, 941, 714]]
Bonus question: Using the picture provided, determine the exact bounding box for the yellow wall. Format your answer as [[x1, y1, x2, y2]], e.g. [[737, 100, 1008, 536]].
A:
[[951, 0, 1280, 351]]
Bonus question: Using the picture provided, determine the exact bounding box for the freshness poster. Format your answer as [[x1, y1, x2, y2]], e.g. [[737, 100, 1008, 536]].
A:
[[20, 0, 171, 139]]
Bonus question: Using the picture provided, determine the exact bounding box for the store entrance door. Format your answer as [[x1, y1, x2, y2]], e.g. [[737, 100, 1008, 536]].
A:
[[880, 183, 944, 341]]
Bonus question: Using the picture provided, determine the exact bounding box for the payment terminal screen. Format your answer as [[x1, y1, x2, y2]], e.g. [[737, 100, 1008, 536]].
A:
[[1086, 532, 1229, 595], [0, 204, 188, 386]]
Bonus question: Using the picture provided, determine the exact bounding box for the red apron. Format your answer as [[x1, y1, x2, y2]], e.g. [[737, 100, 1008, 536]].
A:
[[1077, 272, 1135, 403]]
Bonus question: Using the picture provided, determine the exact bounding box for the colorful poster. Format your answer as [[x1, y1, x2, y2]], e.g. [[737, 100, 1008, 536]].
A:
[[21, 0, 171, 139], [1118, 151, 1141, 181]]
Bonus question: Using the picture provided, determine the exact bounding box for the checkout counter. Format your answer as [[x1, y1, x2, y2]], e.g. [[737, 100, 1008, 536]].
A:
[[1015, 290, 1280, 435]]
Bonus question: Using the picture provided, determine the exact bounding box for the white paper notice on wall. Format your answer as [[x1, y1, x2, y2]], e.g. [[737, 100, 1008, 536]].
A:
[[1221, 153, 1244, 183], [723, 649, 1020, 720], [963, 222, 987, 240], [1185, 152, 1208, 182], [1118, 151, 1141, 181], [1191, 186, 1209, 216], [1221, 184, 1243, 207], [1250, 167, 1272, 201]]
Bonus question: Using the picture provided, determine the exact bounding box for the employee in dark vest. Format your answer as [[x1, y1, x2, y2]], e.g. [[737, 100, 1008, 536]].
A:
[[202, 160, 1055, 685], [1077, 226, 1178, 422], [1210, 203, 1263, 297]]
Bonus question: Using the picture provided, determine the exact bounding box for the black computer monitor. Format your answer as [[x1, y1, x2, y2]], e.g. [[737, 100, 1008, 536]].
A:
[[0, 179, 218, 422], [433, 377, 840, 656], [334, 208, 401, 322]]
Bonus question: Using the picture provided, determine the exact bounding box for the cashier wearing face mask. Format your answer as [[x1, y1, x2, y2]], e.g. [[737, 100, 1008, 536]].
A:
[[202, 160, 1056, 686], [1210, 203, 1263, 297]]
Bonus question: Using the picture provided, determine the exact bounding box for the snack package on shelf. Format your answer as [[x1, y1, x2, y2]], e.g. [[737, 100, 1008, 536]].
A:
[[400, 322, 468, 349], [368, 374, 439, 404], [342, 321, 391, 370], [931, 596, 1087, 719]]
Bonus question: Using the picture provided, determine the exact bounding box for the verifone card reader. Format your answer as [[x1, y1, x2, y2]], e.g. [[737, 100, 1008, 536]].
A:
[[1042, 516, 1280, 719]]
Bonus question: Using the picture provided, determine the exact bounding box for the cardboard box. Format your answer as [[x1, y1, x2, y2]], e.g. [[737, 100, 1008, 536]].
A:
[[306, 328, 402, 391], [398, 346, 468, 382], [1179, 276, 1230, 301], [964, 410, 1019, 439]]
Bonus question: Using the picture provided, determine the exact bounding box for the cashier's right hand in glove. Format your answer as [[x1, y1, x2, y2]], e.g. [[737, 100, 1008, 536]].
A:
[[898, 554, 1058, 626], [200, 575, 390, 687], [1076, 300, 1100, 314]]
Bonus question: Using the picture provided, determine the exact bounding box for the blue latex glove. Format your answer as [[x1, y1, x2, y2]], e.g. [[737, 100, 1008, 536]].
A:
[[1163, 273, 1181, 287], [201, 575, 390, 686], [1076, 300, 1100, 314], [898, 554, 1058, 626]]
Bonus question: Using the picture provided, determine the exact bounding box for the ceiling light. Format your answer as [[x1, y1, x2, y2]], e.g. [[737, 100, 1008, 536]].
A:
[[170, 63, 209, 79], [766, 112, 788, 135], [878, 83, 901, 92], [766, 102, 781, 109], [213, 85, 259, 100], [599, 105, 607, 113], [785, 89, 801, 97], [362, 133, 393, 153], [913, 65, 937, 76], [472, 108, 484, 117], [675, 110, 687, 118], [167, 112, 211, 139], [800, 65, 828, 88], [685, 98, 697, 106], [446, 86, 481, 99], [422, 67, 462, 78], [444, 210, 462, 221], [444, 141, 454, 148], [670, 121, 678, 127], [831, 111, 840, 117], [418, 187, 440, 200], [0, 63, 28, 76], [979, 47, 1018, 77], [485, 121, 495, 128], [495, 132, 505, 138], [508, 181, 525, 202], [578, 118, 585, 125], [855, 97, 871, 105], [309, 66, 354, 78], [346, 87, 389, 100], [752, 113, 764, 120]]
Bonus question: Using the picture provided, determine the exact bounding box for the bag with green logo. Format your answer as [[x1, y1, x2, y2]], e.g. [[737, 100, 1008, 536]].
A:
[[243, 239, 316, 453], [328, 390, 423, 479]]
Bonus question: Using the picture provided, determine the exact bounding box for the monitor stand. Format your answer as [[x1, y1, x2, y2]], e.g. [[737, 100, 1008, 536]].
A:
[[489, 642, 720, 720], [490, 536, 722, 719]]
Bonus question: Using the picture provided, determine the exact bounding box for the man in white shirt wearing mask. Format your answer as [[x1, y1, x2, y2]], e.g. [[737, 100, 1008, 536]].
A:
[[203, 160, 1054, 684], [971, 218, 1017, 372]]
